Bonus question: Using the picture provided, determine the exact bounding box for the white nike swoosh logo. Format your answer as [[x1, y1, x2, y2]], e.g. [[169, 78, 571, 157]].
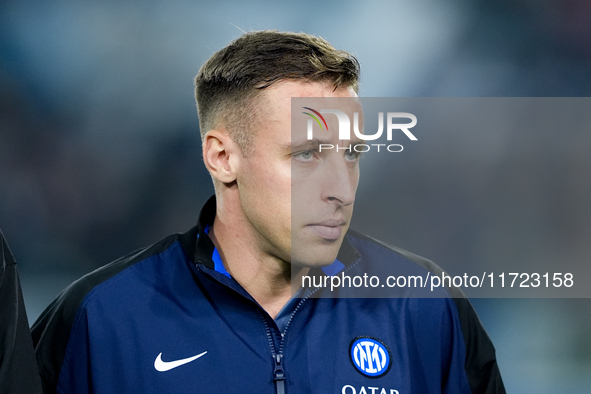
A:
[[154, 351, 207, 372]]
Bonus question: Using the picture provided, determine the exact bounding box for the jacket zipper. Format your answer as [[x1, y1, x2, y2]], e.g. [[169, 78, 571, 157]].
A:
[[262, 257, 362, 394], [262, 297, 306, 394], [272, 353, 286, 394], [262, 285, 322, 394], [199, 256, 361, 394]]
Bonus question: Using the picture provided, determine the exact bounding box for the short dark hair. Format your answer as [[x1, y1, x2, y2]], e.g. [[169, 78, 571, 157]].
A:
[[195, 30, 360, 154]]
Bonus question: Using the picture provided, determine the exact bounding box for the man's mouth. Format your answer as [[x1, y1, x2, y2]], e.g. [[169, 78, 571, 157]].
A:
[[307, 219, 346, 241]]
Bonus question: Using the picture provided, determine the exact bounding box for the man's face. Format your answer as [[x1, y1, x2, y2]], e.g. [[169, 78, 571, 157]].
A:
[[236, 80, 360, 268]]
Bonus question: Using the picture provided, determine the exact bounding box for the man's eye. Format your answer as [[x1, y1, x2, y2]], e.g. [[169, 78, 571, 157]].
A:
[[296, 150, 314, 160], [345, 149, 362, 161]]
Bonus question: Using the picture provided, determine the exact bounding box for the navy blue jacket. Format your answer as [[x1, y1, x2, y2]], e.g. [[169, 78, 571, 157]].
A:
[[32, 197, 505, 393]]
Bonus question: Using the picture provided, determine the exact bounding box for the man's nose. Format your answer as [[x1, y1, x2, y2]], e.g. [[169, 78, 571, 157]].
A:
[[322, 156, 357, 207]]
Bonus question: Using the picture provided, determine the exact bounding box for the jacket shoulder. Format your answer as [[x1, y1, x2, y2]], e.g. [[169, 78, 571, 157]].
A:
[[346, 229, 450, 281], [31, 228, 195, 393]]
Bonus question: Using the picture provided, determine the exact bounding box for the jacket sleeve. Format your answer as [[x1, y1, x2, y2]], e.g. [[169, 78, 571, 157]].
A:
[[453, 297, 506, 394], [0, 230, 42, 394], [31, 276, 94, 394]]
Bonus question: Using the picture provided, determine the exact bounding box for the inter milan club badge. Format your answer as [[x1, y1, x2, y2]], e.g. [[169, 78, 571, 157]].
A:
[[349, 337, 392, 378]]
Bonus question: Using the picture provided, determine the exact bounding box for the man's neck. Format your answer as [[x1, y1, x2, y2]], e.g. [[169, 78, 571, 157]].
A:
[[208, 213, 299, 319]]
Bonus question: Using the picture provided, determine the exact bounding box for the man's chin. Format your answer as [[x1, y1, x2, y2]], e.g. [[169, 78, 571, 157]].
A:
[[290, 244, 343, 268], [291, 234, 344, 268]]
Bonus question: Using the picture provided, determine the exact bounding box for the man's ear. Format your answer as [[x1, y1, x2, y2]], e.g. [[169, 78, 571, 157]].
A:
[[202, 129, 240, 184]]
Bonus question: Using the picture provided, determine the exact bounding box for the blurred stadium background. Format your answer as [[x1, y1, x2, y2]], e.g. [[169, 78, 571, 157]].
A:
[[1, 0, 591, 392]]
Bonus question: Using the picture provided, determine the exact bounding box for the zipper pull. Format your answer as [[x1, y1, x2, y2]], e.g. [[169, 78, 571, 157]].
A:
[[273, 353, 286, 394]]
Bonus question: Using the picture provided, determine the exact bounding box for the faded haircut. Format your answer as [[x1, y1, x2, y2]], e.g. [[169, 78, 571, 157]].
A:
[[194, 30, 360, 155]]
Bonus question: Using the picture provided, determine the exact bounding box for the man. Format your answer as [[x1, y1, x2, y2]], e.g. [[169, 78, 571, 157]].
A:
[[32, 30, 505, 393], [0, 229, 42, 394]]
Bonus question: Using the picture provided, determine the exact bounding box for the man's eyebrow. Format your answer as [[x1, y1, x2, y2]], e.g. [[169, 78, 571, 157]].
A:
[[349, 137, 364, 146], [287, 138, 333, 151]]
